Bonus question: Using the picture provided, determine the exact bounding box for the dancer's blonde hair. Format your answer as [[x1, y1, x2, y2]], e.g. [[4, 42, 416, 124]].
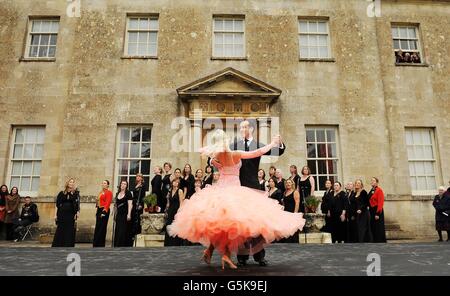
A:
[[200, 129, 231, 158]]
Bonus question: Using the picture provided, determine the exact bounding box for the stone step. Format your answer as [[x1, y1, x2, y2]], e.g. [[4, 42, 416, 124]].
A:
[[298, 232, 332, 244]]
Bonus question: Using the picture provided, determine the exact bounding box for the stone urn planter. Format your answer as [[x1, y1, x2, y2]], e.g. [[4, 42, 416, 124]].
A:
[[304, 213, 325, 233], [140, 213, 165, 235]]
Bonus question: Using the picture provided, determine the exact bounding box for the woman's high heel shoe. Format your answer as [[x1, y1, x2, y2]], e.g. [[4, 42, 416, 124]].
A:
[[201, 249, 212, 265], [221, 255, 237, 270]]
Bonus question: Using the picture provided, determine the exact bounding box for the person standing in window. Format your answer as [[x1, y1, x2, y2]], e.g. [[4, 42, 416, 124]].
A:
[[5, 186, 20, 241], [151, 166, 163, 213], [320, 180, 333, 233], [0, 185, 9, 240], [202, 165, 213, 188], [257, 169, 267, 192], [93, 180, 113, 247], [432, 186, 450, 242], [182, 164, 195, 199], [368, 177, 386, 243], [161, 162, 172, 213], [329, 182, 347, 243], [52, 178, 80, 247], [113, 180, 133, 247], [353, 179, 372, 243]]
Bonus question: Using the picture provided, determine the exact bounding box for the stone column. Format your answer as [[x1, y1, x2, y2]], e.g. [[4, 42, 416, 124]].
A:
[[188, 109, 203, 170], [258, 117, 271, 164]]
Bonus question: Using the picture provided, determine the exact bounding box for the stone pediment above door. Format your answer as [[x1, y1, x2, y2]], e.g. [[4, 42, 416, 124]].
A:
[[177, 67, 282, 118]]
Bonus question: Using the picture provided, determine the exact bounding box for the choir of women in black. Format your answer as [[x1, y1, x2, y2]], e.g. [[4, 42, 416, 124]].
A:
[[113, 180, 133, 247], [267, 177, 282, 204], [329, 182, 348, 243], [164, 178, 185, 246], [432, 186, 450, 242], [368, 177, 386, 243], [320, 180, 333, 233], [92, 180, 113, 247], [52, 178, 80, 247], [280, 179, 301, 243], [151, 166, 163, 212], [349, 179, 373, 242]]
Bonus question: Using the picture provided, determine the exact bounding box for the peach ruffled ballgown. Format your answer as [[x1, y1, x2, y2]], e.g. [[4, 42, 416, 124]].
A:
[[167, 159, 305, 256]]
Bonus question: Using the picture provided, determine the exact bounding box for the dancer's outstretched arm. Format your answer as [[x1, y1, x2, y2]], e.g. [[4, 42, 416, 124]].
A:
[[239, 136, 280, 159]]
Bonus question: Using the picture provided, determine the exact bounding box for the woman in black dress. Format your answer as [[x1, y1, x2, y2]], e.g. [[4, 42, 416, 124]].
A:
[[151, 166, 163, 212], [329, 182, 347, 243], [267, 177, 282, 204], [52, 178, 80, 247], [432, 186, 450, 242], [280, 179, 301, 243], [164, 178, 185, 246], [202, 165, 213, 188], [113, 180, 133, 247], [258, 169, 267, 191], [353, 179, 373, 242], [130, 173, 146, 246], [5, 186, 20, 241], [275, 169, 286, 194], [182, 164, 195, 199], [320, 180, 333, 233], [298, 166, 315, 214], [346, 182, 357, 243], [161, 162, 173, 212]]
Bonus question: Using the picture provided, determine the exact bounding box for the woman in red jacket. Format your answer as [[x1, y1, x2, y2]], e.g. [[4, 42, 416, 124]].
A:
[[368, 177, 387, 242], [93, 180, 113, 247]]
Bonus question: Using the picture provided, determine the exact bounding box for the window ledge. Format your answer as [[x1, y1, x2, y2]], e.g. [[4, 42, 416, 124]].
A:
[[299, 58, 335, 62], [211, 57, 248, 61], [19, 57, 56, 62], [121, 56, 158, 60], [395, 62, 429, 67]]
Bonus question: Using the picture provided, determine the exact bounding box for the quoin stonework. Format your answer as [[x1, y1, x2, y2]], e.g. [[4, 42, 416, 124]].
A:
[[0, 0, 449, 241]]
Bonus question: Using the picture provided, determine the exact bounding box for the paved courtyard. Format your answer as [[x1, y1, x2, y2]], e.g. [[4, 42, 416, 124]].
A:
[[0, 242, 449, 276]]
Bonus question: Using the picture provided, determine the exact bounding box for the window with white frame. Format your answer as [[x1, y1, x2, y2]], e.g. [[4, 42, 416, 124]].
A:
[[405, 128, 437, 192], [116, 126, 152, 192], [9, 127, 45, 195], [392, 25, 422, 64], [26, 18, 59, 58], [305, 127, 340, 191], [125, 16, 158, 57], [213, 17, 245, 58], [298, 19, 330, 59]]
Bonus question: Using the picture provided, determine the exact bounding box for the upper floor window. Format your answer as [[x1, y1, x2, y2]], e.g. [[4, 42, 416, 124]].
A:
[[25, 18, 59, 59], [405, 128, 438, 194], [213, 17, 245, 58], [299, 19, 331, 59], [392, 25, 422, 64], [125, 16, 158, 57]]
